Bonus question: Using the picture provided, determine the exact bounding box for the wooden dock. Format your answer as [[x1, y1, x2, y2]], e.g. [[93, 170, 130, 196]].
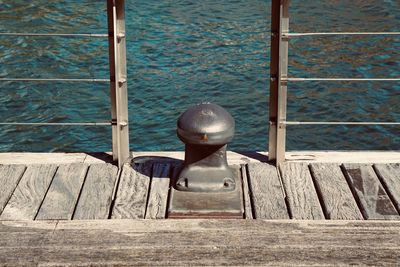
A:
[[1, 151, 399, 265]]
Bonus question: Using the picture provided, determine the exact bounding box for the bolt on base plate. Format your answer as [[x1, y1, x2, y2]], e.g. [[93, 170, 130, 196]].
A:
[[168, 167, 244, 219]]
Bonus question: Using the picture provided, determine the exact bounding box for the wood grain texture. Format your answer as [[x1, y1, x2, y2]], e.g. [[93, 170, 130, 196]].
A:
[[73, 164, 119, 220], [279, 163, 324, 219], [310, 163, 363, 220], [145, 163, 171, 219], [286, 151, 400, 163], [343, 164, 399, 220], [0, 165, 57, 220], [247, 163, 288, 219], [36, 164, 89, 220], [0, 220, 55, 266], [111, 163, 152, 219], [0, 153, 87, 164], [1, 220, 399, 266], [374, 163, 400, 214], [0, 165, 26, 214], [241, 165, 253, 219]]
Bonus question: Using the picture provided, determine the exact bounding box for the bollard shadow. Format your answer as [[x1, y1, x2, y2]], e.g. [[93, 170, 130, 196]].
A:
[[233, 151, 270, 163], [131, 156, 183, 165], [129, 156, 183, 179]]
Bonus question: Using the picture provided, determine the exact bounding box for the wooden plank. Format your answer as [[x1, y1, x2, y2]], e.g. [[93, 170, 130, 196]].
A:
[[240, 165, 253, 219], [0, 165, 26, 214], [145, 163, 171, 219], [111, 163, 152, 219], [0, 220, 56, 266], [286, 151, 400, 163], [1, 151, 399, 165], [0, 165, 58, 220], [310, 163, 362, 220], [1, 220, 399, 266], [0, 153, 113, 165], [279, 163, 324, 219], [247, 163, 288, 219], [73, 164, 119, 220], [35, 164, 89, 220], [374, 163, 400, 214], [0, 153, 87, 164], [343, 164, 399, 220]]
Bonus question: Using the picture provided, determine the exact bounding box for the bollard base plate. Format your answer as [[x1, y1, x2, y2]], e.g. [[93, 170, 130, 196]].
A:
[[168, 168, 244, 219]]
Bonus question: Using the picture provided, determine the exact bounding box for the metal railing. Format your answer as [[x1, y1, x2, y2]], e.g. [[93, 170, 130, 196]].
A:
[[268, 0, 400, 164], [1, 0, 398, 167], [0, 0, 129, 167]]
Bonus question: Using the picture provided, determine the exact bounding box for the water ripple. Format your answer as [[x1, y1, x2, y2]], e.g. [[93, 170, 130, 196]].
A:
[[0, 0, 398, 152]]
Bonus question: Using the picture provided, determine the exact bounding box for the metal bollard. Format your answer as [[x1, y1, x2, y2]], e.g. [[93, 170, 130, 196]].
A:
[[174, 103, 236, 192], [169, 103, 243, 218]]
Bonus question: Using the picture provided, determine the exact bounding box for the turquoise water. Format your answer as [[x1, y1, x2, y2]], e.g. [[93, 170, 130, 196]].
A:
[[0, 0, 399, 152]]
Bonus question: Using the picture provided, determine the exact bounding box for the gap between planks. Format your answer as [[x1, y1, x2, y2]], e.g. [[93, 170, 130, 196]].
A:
[[1, 161, 399, 222]]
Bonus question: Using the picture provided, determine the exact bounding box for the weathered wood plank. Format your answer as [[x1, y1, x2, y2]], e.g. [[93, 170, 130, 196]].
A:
[[36, 164, 89, 220], [286, 151, 400, 163], [0, 220, 55, 266], [0, 153, 87, 164], [2, 151, 399, 165], [1, 220, 399, 266], [0, 165, 26, 215], [310, 163, 363, 220], [145, 163, 171, 219], [0, 165, 58, 220], [247, 163, 288, 219], [240, 165, 253, 219], [111, 163, 152, 219], [279, 163, 324, 219], [131, 151, 400, 164], [343, 164, 399, 220], [73, 164, 119, 220], [374, 163, 400, 214]]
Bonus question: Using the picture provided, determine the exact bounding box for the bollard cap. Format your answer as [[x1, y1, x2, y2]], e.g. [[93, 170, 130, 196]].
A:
[[177, 103, 235, 145]]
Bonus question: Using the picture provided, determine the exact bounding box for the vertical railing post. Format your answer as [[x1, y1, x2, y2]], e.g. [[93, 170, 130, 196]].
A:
[[107, 0, 130, 168], [268, 0, 289, 165], [268, 0, 280, 162]]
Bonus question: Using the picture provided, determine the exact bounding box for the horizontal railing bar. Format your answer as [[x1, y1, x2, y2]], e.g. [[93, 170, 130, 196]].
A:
[[0, 122, 112, 126], [0, 78, 110, 82], [0, 33, 108, 38], [284, 78, 400, 82], [283, 121, 400, 126], [285, 32, 400, 37]]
